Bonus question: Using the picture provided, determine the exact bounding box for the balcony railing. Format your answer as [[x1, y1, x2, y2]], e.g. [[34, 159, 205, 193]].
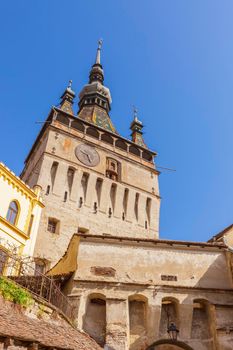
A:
[[0, 250, 74, 321]]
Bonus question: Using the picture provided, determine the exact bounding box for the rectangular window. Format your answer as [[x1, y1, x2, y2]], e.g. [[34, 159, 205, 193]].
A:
[[46, 185, 50, 195], [27, 214, 34, 236], [47, 218, 58, 234]]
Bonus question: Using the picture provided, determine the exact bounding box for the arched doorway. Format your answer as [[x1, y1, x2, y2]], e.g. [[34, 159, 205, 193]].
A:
[[147, 339, 194, 350]]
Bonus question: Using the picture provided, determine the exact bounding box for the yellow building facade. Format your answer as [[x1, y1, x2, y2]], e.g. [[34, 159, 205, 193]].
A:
[[0, 162, 44, 272]]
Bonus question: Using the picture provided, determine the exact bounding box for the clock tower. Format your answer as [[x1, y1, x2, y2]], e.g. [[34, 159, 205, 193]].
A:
[[21, 42, 160, 267]]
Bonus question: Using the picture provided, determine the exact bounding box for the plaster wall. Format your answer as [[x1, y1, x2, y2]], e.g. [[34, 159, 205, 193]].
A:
[[75, 240, 231, 289], [66, 238, 233, 350]]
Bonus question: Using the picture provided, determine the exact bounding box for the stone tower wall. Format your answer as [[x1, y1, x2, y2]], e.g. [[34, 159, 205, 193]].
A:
[[21, 113, 160, 266]]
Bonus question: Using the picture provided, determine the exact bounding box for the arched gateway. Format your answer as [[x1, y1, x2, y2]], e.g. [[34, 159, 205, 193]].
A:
[[147, 339, 194, 350]]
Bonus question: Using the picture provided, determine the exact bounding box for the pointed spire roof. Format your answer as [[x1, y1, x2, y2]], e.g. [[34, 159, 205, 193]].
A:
[[130, 107, 148, 148], [89, 39, 104, 84], [59, 80, 76, 115], [78, 40, 117, 133]]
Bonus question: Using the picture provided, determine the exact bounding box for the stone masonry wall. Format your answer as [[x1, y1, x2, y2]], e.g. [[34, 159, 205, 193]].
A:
[[21, 122, 160, 266]]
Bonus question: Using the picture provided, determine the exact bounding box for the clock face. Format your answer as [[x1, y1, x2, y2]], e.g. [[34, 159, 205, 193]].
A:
[[75, 144, 100, 167]]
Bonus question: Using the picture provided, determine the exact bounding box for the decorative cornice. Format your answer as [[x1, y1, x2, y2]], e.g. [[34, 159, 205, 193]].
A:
[[0, 162, 44, 207], [54, 107, 157, 155], [73, 279, 233, 294]]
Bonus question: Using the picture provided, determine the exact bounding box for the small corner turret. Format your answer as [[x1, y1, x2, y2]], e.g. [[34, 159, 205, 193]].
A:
[[130, 107, 148, 148], [59, 80, 76, 115]]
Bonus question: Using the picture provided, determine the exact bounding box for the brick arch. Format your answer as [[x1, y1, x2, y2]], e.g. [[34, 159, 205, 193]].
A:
[[146, 339, 194, 350]]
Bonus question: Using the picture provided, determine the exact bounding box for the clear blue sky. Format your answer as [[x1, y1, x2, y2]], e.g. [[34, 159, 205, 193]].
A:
[[0, 1, 233, 242]]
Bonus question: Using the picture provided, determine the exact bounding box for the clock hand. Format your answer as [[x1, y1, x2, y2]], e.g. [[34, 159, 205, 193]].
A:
[[80, 149, 91, 163]]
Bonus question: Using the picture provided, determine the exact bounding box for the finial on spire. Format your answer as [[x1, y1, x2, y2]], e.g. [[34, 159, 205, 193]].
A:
[[133, 105, 139, 122], [59, 80, 75, 115], [68, 80, 72, 89], [130, 106, 147, 148], [95, 38, 103, 65], [98, 38, 103, 50], [132, 105, 143, 125], [89, 39, 104, 84]]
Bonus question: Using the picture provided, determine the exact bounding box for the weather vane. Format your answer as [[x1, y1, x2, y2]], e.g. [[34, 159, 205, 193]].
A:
[[68, 80, 72, 89]]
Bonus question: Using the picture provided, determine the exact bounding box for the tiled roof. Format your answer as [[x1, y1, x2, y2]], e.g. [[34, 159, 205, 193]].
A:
[[0, 296, 101, 350]]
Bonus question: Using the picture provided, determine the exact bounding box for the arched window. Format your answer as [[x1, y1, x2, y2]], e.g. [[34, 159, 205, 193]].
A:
[[142, 150, 153, 162], [101, 133, 114, 145], [67, 167, 75, 194], [56, 113, 69, 126], [86, 127, 99, 139], [6, 201, 19, 225], [134, 193, 139, 221], [71, 120, 85, 132], [81, 172, 89, 202], [129, 145, 140, 157], [115, 139, 128, 151], [50, 161, 58, 190], [123, 188, 129, 219], [95, 178, 103, 206]]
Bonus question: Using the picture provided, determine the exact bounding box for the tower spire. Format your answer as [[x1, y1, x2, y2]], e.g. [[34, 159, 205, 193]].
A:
[[89, 39, 104, 84], [78, 40, 117, 133]]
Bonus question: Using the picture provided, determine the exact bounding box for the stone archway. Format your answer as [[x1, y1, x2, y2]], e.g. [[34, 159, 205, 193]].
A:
[[147, 339, 194, 350]]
